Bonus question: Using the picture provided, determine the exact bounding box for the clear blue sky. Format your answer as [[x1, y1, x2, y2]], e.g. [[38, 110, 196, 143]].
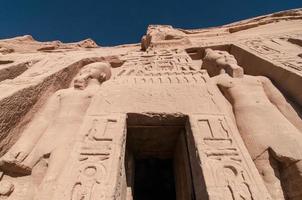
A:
[[0, 0, 301, 46]]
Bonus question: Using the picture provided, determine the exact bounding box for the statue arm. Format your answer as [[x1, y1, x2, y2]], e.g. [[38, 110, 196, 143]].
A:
[[260, 76, 302, 133], [6, 92, 60, 162], [210, 74, 237, 122], [210, 74, 225, 85]]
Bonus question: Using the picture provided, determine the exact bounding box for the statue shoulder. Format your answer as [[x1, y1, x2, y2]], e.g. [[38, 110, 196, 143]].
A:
[[211, 74, 234, 87], [256, 75, 271, 84], [52, 88, 72, 98]]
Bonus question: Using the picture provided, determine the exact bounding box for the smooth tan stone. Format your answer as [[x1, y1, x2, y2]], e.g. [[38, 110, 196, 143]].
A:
[[0, 8, 302, 200]]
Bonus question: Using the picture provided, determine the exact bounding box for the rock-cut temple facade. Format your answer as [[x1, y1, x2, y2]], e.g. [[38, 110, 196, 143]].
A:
[[0, 8, 302, 200]]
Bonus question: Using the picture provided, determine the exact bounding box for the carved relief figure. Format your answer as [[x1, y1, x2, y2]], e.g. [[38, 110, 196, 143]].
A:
[[204, 49, 302, 200], [0, 62, 111, 198]]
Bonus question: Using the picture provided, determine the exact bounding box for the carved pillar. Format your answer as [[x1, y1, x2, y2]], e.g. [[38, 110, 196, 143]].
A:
[[187, 114, 272, 200], [50, 114, 127, 200]]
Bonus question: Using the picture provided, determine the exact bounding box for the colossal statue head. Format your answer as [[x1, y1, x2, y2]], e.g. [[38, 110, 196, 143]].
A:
[[202, 48, 244, 78], [73, 62, 111, 89]]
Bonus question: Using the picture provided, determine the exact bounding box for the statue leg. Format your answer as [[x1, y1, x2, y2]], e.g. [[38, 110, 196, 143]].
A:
[[34, 143, 72, 200], [21, 145, 49, 171], [254, 150, 286, 200], [22, 131, 60, 171], [281, 160, 302, 200], [0, 141, 42, 175], [0, 148, 40, 176]]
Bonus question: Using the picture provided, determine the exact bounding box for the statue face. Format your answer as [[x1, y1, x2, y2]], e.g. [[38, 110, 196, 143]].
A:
[[73, 73, 89, 90], [73, 63, 111, 90]]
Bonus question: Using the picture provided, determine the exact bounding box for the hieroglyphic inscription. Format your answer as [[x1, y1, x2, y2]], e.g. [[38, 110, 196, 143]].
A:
[[71, 115, 126, 200], [242, 35, 302, 72], [120, 49, 194, 73], [113, 70, 208, 85], [189, 115, 271, 200], [200, 118, 241, 162], [52, 114, 127, 200], [70, 117, 116, 200]]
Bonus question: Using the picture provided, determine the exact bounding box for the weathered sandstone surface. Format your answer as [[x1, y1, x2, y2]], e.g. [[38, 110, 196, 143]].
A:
[[0, 8, 302, 200]]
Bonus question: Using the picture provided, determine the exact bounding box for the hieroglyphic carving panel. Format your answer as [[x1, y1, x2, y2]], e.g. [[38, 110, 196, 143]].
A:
[[120, 49, 194, 73], [112, 70, 208, 85], [51, 114, 127, 200], [241, 34, 302, 72], [188, 114, 271, 200]]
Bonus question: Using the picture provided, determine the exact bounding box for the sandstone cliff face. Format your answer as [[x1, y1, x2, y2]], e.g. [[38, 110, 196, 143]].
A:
[[0, 8, 301, 200]]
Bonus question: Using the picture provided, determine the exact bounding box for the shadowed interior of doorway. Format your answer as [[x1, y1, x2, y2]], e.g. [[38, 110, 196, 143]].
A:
[[125, 113, 195, 200], [134, 158, 175, 200]]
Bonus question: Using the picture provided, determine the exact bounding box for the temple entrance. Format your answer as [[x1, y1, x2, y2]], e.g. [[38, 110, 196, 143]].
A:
[[125, 114, 195, 200]]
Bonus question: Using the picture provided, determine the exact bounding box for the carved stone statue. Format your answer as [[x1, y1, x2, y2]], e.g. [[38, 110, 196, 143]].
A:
[[0, 62, 111, 197], [203, 48, 244, 78], [204, 49, 302, 199]]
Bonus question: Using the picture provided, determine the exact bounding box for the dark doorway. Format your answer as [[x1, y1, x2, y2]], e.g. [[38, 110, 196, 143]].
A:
[[125, 114, 195, 200], [134, 158, 176, 200]]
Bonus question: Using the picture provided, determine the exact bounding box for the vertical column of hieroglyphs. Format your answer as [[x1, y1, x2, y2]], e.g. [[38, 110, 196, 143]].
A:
[[188, 115, 271, 200], [52, 114, 127, 200]]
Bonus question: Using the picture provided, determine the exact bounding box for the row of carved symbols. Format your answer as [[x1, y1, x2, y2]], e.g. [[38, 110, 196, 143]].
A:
[[276, 59, 302, 71], [114, 74, 207, 84], [116, 68, 205, 77], [120, 49, 193, 71], [242, 37, 302, 73]]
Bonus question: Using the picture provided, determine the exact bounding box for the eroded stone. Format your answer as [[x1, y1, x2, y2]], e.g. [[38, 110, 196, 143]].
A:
[[0, 8, 301, 200]]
